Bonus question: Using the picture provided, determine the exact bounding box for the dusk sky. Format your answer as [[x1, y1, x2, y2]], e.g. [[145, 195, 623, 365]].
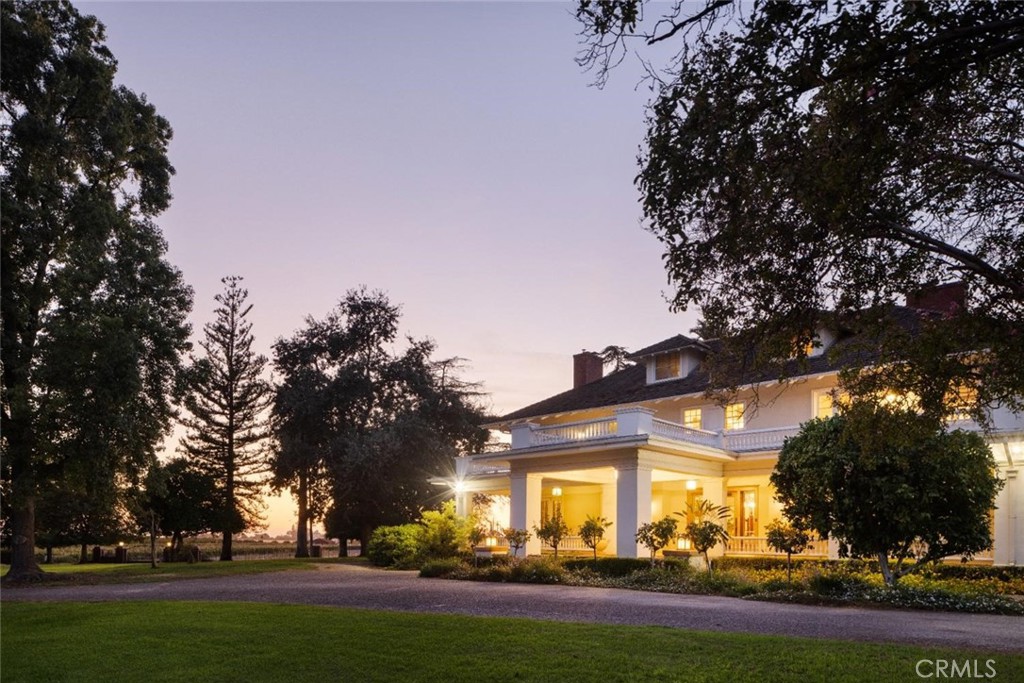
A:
[[79, 1, 701, 533]]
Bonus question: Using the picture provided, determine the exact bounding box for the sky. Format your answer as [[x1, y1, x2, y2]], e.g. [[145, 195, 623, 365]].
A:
[[78, 1, 701, 535]]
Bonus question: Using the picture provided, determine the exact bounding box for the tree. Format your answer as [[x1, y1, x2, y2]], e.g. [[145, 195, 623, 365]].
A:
[[579, 515, 613, 561], [273, 288, 487, 552], [503, 527, 531, 558], [678, 499, 730, 574], [1, 1, 191, 579], [534, 512, 570, 558], [765, 519, 810, 583], [598, 346, 633, 372], [635, 516, 678, 564], [146, 458, 219, 557], [576, 1, 1024, 419], [771, 403, 1002, 587], [180, 276, 272, 561]]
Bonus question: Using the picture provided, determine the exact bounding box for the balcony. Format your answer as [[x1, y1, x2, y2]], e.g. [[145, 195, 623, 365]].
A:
[[509, 407, 802, 455]]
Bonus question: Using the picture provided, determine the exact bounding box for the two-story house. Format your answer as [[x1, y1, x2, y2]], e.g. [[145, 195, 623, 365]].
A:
[[451, 301, 1023, 565]]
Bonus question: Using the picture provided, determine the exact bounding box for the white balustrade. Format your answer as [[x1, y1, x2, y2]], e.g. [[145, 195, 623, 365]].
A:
[[651, 419, 722, 448], [529, 418, 618, 446], [722, 426, 802, 452]]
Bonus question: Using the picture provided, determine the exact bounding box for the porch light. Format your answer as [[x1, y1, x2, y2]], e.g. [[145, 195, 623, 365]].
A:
[[552, 486, 562, 497], [685, 480, 698, 491], [118, 542, 124, 547], [453, 480, 466, 494]]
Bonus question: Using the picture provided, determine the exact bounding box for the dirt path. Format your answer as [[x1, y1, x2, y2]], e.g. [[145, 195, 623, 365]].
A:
[[5, 563, 1022, 652]]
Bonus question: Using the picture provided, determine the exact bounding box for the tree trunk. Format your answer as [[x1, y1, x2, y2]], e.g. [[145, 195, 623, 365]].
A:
[[878, 552, 896, 587], [44, 544, 53, 564], [786, 552, 792, 583], [360, 526, 372, 557], [295, 470, 309, 558], [150, 511, 158, 569], [5, 493, 43, 580], [221, 465, 234, 561], [339, 538, 348, 557], [80, 542, 88, 564]]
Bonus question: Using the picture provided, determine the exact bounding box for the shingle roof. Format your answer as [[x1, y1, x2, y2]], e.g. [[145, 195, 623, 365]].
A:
[[494, 306, 928, 424], [629, 334, 708, 360]]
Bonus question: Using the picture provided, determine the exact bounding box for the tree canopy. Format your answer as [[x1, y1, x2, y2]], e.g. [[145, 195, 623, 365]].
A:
[[576, 0, 1024, 419], [771, 403, 1002, 586], [1, 1, 191, 579], [273, 288, 488, 552]]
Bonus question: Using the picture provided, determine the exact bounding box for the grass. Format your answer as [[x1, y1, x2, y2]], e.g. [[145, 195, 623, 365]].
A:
[[0, 557, 365, 586], [2, 601, 1021, 682]]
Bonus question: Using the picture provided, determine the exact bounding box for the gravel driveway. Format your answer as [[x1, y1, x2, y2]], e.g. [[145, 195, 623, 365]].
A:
[[5, 563, 1022, 652]]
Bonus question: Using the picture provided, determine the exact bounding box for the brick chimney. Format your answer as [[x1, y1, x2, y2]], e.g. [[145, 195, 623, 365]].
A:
[[906, 282, 966, 314], [573, 350, 603, 388]]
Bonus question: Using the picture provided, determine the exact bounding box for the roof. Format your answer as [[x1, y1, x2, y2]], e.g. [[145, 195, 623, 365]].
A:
[[494, 306, 928, 425]]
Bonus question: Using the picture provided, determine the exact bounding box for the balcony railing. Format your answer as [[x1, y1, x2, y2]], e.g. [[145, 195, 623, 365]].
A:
[[510, 408, 799, 454]]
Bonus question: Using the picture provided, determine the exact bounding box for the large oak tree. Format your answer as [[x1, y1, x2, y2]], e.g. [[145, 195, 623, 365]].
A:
[[1, 1, 192, 579], [577, 1, 1024, 419]]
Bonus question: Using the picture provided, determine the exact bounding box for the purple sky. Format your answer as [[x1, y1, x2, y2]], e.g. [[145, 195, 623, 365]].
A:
[[80, 1, 700, 533]]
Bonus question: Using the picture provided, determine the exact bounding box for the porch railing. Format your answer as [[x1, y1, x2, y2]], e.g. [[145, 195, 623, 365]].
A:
[[722, 426, 802, 453], [530, 418, 618, 446], [651, 419, 721, 448], [725, 536, 829, 557]]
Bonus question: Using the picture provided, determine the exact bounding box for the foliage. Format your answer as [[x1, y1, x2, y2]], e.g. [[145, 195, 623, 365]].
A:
[[765, 519, 811, 583], [145, 458, 220, 554], [180, 276, 272, 561], [273, 288, 488, 551], [772, 404, 1002, 586], [534, 512, 570, 558], [678, 499, 730, 574], [635, 516, 678, 563], [1, 0, 192, 579], [576, 0, 1024, 420], [578, 515, 613, 560], [562, 557, 686, 577], [365, 524, 422, 569], [418, 500, 474, 561], [502, 527, 531, 557], [418, 557, 466, 578], [598, 345, 633, 372]]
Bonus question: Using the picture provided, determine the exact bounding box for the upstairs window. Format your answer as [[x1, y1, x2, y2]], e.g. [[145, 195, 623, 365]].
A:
[[724, 402, 745, 430], [654, 353, 681, 381], [815, 391, 834, 419], [683, 408, 702, 430]]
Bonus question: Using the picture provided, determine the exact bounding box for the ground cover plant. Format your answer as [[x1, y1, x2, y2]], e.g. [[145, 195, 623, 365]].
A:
[[3, 601, 1022, 682], [420, 556, 1024, 616]]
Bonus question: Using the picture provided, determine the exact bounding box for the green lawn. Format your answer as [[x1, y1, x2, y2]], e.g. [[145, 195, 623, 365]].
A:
[[1, 557, 361, 586], [2, 602, 1020, 682]]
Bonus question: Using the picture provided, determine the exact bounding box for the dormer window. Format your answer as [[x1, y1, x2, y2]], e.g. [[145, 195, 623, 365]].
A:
[[654, 353, 681, 380]]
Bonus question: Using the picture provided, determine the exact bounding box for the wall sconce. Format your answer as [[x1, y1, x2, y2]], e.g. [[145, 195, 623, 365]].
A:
[[552, 487, 562, 497], [685, 480, 698, 491]]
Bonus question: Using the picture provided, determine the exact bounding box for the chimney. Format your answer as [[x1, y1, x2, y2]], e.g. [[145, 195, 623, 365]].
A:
[[906, 282, 966, 314], [573, 350, 604, 388]]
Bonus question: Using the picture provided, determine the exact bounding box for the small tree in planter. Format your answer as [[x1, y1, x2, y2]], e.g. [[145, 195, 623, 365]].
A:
[[579, 515, 613, 562], [679, 499, 730, 574], [635, 516, 679, 564], [503, 527, 531, 559], [765, 519, 810, 583], [534, 513, 570, 558]]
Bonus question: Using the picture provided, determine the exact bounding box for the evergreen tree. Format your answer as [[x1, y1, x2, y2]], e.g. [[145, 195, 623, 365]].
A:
[[180, 276, 272, 561]]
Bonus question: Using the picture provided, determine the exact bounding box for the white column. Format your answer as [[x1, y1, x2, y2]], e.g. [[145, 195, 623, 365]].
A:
[[993, 468, 1018, 565], [510, 472, 543, 557], [616, 465, 652, 558], [702, 476, 727, 559], [455, 490, 470, 517], [601, 483, 617, 556]]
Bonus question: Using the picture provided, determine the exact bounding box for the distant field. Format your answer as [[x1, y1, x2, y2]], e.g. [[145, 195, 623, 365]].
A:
[[2, 601, 1020, 683]]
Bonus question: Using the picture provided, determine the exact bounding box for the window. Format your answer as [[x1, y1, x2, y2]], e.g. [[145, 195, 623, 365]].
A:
[[683, 408, 702, 430], [814, 391, 834, 419], [947, 386, 977, 421], [654, 353, 681, 380], [726, 488, 758, 537], [724, 403, 745, 430]]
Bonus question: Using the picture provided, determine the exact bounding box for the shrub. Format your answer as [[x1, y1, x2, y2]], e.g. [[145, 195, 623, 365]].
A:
[[635, 517, 678, 563], [502, 528, 531, 557], [534, 513, 570, 558], [509, 557, 565, 584], [562, 557, 683, 577], [366, 524, 421, 568], [418, 500, 474, 561], [579, 515, 612, 560], [419, 558, 466, 578]]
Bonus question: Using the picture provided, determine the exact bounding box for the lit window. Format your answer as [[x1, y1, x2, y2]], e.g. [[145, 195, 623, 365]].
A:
[[683, 408, 702, 430], [654, 353, 681, 380], [726, 488, 757, 537], [815, 392, 834, 419], [724, 403, 745, 430], [947, 386, 977, 421]]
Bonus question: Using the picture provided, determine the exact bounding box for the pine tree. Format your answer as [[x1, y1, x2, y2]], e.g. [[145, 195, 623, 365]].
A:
[[180, 276, 272, 561]]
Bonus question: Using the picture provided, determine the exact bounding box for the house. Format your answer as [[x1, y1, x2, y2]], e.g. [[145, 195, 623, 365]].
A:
[[451, 298, 1024, 565]]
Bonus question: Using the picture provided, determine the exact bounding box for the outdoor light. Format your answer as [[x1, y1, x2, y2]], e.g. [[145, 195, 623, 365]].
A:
[[453, 480, 466, 494], [685, 479, 698, 491], [552, 486, 562, 497], [677, 537, 691, 550], [485, 536, 498, 547], [118, 542, 124, 547]]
